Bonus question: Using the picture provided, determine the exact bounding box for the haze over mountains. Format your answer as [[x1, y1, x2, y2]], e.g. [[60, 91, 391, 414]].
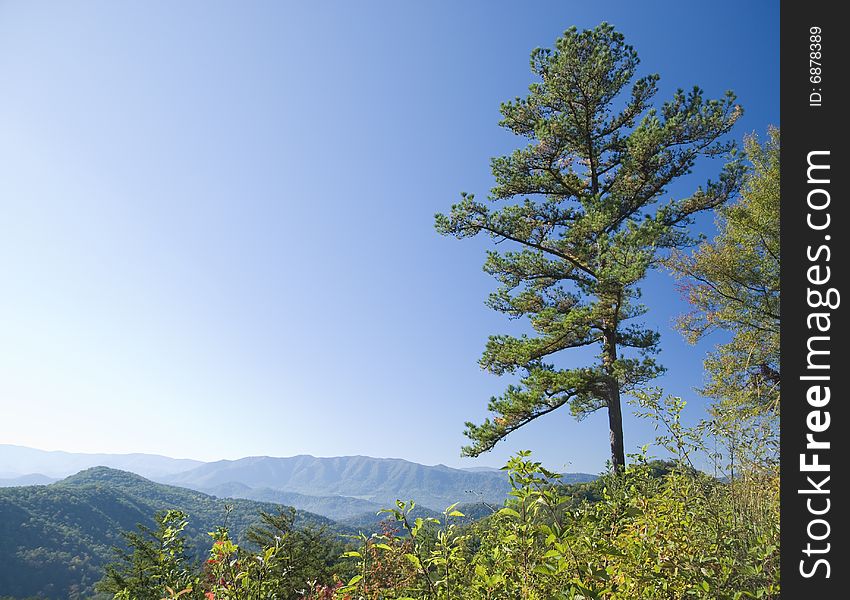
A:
[[0, 444, 596, 520], [159, 454, 521, 511], [0, 444, 203, 480]]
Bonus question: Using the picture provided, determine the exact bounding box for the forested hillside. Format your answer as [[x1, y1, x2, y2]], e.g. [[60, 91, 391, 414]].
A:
[[0, 468, 338, 599]]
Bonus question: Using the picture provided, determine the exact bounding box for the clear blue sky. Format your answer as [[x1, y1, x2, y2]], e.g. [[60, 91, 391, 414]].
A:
[[0, 1, 778, 473]]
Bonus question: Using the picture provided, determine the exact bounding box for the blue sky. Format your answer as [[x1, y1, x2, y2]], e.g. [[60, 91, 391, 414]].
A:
[[0, 1, 778, 473]]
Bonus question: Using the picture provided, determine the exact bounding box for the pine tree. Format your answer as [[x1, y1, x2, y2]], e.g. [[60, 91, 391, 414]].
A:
[[97, 510, 195, 599], [436, 23, 744, 469], [243, 507, 345, 593]]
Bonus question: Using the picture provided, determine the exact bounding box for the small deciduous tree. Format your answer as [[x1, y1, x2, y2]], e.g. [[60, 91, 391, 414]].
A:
[[436, 23, 743, 469], [669, 127, 780, 418]]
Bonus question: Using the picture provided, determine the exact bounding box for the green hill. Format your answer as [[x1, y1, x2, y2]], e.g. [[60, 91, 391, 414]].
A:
[[0, 467, 340, 599]]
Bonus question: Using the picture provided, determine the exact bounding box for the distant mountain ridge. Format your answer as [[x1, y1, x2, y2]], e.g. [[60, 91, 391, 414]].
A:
[[159, 454, 518, 510], [0, 444, 203, 479], [0, 473, 57, 487]]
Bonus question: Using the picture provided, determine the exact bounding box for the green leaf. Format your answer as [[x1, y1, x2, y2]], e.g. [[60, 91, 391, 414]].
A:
[[499, 507, 521, 519], [404, 553, 422, 569]]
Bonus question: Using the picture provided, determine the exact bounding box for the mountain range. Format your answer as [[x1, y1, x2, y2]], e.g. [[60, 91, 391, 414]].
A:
[[160, 454, 518, 511], [2, 445, 596, 521], [1, 445, 514, 515]]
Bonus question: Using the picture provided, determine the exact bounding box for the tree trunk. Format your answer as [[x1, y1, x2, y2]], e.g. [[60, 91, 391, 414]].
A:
[[603, 332, 626, 471], [606, 380, 626, 472]]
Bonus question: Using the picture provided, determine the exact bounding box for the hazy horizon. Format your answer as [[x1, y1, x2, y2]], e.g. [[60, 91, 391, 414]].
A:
[[0, 442, 523, 471]]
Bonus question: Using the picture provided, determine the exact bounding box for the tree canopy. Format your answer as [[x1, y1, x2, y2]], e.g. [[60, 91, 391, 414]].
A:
[[670, 127, 780, 417], [436, 23, 744, 468]]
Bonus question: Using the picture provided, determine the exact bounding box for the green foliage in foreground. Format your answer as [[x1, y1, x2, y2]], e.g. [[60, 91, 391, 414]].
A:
[[334, 457, 777, 600], [97, 507, 347, 600], [100, 401, 778, 600]]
